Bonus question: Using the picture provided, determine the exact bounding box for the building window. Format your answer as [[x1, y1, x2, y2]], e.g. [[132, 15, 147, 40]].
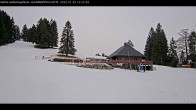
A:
[[134, 58, 138, 60]]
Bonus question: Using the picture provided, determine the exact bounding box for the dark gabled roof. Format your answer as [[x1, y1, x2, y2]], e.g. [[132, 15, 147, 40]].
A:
[[108, 43, 145, 58]]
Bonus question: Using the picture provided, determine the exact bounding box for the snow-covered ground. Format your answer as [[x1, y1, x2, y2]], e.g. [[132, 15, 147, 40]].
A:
[[0, 41, 196, 103]]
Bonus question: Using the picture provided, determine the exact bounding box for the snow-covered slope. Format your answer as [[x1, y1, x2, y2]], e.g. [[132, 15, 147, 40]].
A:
[[0, 41, 196, 103]]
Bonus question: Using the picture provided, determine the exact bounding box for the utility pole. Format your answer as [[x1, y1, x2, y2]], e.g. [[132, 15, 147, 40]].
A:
[[128, 51, 130, 63], [128, 51, 131, 69]]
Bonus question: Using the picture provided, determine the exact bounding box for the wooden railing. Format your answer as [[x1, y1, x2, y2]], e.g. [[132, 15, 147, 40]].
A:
[[86, 59, 153, 65], [107, 60, 153, 65]]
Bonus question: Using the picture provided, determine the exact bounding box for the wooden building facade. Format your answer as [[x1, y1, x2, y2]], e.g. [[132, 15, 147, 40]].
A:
[[107, 43, 153, 70]]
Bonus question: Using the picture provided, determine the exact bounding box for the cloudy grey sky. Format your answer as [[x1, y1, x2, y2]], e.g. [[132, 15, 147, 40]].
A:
[[1, 6, 196, 56]]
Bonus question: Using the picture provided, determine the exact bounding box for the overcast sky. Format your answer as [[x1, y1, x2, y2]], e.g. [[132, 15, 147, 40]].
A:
[[1, 7, 196, 56]]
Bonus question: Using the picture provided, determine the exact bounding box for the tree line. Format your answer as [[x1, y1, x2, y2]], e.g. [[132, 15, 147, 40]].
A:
[[0, 10, 20, 46], [177, 30, 196, 64], [1, 10, 194, 64], [21, 18, 58, 48], [0, 10, 59, 48], [21, 18, 77, 55], [144, 23, 196, 67], [0, 10, 76, 56]]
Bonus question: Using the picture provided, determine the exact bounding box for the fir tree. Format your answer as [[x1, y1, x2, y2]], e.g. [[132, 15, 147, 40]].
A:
[[31, 24, 38, 44], [21, 24, 28, 42], [144, 27, 154, 60], [14, 25, 21, 41], [10, 17, 15, 43], [188, 31, 196, 62], [152, 23, 168, 65], [27, 24, 37, 43], [59, 21, 77, 56], [180, 51, 186, 64], [0, 10, 15, 45], [50, 19, 58, 47], [102, 53, 105, 57], [96, 53, 101, 56], [167, 37, 178, 67], [127, 39, 134, 47], [36, 19, 42, 45], [188, 31, 196, 54], [36, 18, 51, 48], [34, 18, 58, 48], [0, 10, 7, 45], [27, 27, 32, 42]]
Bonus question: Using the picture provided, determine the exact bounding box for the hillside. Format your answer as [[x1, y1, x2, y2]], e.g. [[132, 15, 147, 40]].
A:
[[0, 41, 196, 103]]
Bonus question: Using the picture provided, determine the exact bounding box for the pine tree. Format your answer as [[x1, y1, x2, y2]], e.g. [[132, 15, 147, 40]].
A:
[[59, 21, 77, 56], [144, 27, 154, 60], [180, 50, 186, 64], [127, 39, 134, 47], [152, 24, 160, 64], [188, 31, 196, 54], [0, 10, 6, 45], [167, 37, 178, 67], [27, 24, 37, 43], [160, 29, 168, 65], [43, 18, 52, 47], [14, 25, 21, 41], [35, 18, 58, 48], [152, 23, 168, 65], [0, 10, 16, 45], [50, 19, 58, 48], [96, 53, 101, 56], [102, 53, 105, 57], [188, 31, 196, 62], [21, 24, 28, 42], [9, 17, 15, 43], [31, 24, 38, 44], [36, 19, 42, 45], [27, 27, 32, 42], [36, 18, 51, 48]]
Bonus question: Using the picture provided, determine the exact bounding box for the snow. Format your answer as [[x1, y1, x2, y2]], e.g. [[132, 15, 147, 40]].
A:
[[0, 41, 196, 103], [86, 56, 107, 60]]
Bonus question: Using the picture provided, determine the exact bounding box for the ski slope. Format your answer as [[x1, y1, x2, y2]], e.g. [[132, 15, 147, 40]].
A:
[[0, 41, 196, 103]]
